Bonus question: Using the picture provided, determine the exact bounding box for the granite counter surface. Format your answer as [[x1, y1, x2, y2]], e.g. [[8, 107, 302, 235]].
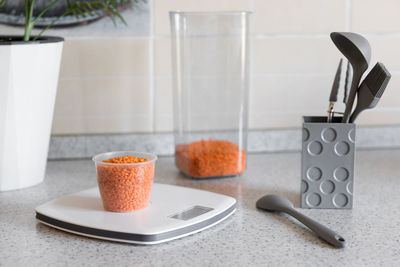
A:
[[1, 150, 400, 266]]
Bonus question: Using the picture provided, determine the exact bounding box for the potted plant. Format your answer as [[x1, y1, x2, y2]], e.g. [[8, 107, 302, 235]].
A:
[[0, 0, 129, 191]]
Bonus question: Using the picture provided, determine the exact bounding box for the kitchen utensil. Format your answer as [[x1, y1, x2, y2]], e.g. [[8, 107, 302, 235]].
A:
[[330, 32, 371, 123], [301, 116, 355, 209], [36, 183, 236, 245], [349, 62, 391, 123], [256, 194, 345, 248], [344, 61, 353, 104], [327, 58, 343, 122]]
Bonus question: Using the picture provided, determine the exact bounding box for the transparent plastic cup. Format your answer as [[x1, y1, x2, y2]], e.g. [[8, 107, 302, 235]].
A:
[[92, 151, 157, 212], [170, 11, 252, 178]]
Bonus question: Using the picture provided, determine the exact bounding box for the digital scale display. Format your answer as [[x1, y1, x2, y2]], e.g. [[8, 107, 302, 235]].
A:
[[170, 206, 214, 221]]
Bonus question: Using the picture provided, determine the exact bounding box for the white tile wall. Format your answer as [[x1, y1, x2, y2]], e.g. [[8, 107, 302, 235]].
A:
[[154, 76, 173, 132], [352, 0, 400, 33], [250, 74, 335, 128], [369, 37, 400, 71], [152, 0, 252, 36], [53, 77, 152, 134], [31, 0, 400, 134], [52, 38, 152, 134], [253, 37, 339, 74], [60, 39, 150, 77], [378, 75, 400, 107], [154, 38, 172, 76], [253, 0, 347, 34]]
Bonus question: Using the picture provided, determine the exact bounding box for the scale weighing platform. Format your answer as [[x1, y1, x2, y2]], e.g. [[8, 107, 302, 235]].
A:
[[35, 183, 236, 245]]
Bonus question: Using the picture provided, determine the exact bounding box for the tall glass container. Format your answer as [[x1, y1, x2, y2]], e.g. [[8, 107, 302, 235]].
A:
[[170, 11, 252, 178]]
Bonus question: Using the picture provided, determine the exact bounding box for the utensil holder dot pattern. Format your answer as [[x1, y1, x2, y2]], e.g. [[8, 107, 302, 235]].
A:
[[301, 116, 355, 209]]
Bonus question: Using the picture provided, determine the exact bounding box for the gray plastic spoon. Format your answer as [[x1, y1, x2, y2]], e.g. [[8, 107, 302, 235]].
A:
[[330, 32, 371, 123], [256, 194, 345, 248]]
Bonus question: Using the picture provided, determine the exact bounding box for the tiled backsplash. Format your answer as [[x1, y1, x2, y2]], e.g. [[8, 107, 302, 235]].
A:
[[4, 0, 400, 135]]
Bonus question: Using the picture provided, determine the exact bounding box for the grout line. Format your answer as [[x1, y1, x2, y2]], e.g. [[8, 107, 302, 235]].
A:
[[248, 0, 254, 128], [149, 32, 400, 40], [346, 0, 352, 31], [59, 75, 150, 81], [58, 70, 400, 82], [65, 32, 400, 41], [250, 107, 400, 114], [53, 114, 153, 119], [250, 0, 255, 13], [249, 0, 255, 132], [367, 107, 400, 111], [153, 33, 330, 39], [152, 35, 171, 40], [255, 70, 400, 76], [387, 70, 400, 75], [252, 73, 337, 77], [53, 107, 400, 120], [63, 36, 150, 41], [149, 0, 156, 132], [153, 74, 172, 79], [253, 33, 328, 39], [362, 32, 400, 38]]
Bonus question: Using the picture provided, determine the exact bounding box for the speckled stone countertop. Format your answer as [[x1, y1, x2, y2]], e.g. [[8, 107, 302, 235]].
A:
[[1, 150, 400, 266]]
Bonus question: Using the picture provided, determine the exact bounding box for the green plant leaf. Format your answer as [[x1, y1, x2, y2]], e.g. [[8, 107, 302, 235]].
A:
[[110, 0, 117, 9], [24, 0, 36, 41], [25, 0, 136, 41], [32, 0, 60, 24], [30, 0, 137, 40]]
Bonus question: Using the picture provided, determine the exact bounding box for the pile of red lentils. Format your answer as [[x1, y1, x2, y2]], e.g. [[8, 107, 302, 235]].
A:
[[175, 139, 246, 178]]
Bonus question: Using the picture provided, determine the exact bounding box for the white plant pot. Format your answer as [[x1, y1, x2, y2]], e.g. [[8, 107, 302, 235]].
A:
[[0, 36, 64, 191]]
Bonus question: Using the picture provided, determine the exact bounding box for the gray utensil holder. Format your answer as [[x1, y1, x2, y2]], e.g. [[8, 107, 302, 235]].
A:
[[301, 116, 355, 209]]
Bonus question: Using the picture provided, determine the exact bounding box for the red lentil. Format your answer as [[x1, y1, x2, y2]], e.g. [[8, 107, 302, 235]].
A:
[[103, 155, 148, 164], [175, 139, 246, 178], [97, 156, 154, 212]]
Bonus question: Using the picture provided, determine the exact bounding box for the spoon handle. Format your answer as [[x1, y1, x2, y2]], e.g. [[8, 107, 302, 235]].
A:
[[286, 208, 345, 248], [342, 69, 362, 123]]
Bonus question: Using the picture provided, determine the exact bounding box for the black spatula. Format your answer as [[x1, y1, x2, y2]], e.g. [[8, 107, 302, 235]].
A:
[[349, 62, 391, 123]]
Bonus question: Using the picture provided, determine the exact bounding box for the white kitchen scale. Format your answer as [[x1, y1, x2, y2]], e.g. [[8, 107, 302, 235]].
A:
[[35, 183, 236, 245]]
